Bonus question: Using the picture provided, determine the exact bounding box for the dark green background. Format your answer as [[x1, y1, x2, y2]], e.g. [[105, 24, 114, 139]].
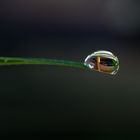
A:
[[0, 0, 140, 139]]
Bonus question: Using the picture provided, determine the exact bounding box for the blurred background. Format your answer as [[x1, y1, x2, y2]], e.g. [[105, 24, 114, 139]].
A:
[[0, 0, 140, 139]]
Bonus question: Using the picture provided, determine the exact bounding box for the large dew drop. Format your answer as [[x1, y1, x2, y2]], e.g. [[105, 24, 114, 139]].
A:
[[84, 50, 119, 75]]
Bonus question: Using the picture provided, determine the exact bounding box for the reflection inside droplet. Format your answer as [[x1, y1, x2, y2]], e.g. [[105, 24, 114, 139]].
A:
[[84, 50, 119, 75]]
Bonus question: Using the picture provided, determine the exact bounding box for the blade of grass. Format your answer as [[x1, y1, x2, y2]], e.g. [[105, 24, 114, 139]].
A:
[[0, 57, 87, 69]]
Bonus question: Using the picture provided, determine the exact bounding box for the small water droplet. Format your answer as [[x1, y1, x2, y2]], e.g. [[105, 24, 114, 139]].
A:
[[84, 50, 119, 75]]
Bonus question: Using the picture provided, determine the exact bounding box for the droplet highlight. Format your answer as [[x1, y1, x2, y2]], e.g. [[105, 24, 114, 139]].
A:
[[84, 50, 119, 75]]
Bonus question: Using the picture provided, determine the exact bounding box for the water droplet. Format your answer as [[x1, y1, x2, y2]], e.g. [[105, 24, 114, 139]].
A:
[[84, 50, 119, 75]]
